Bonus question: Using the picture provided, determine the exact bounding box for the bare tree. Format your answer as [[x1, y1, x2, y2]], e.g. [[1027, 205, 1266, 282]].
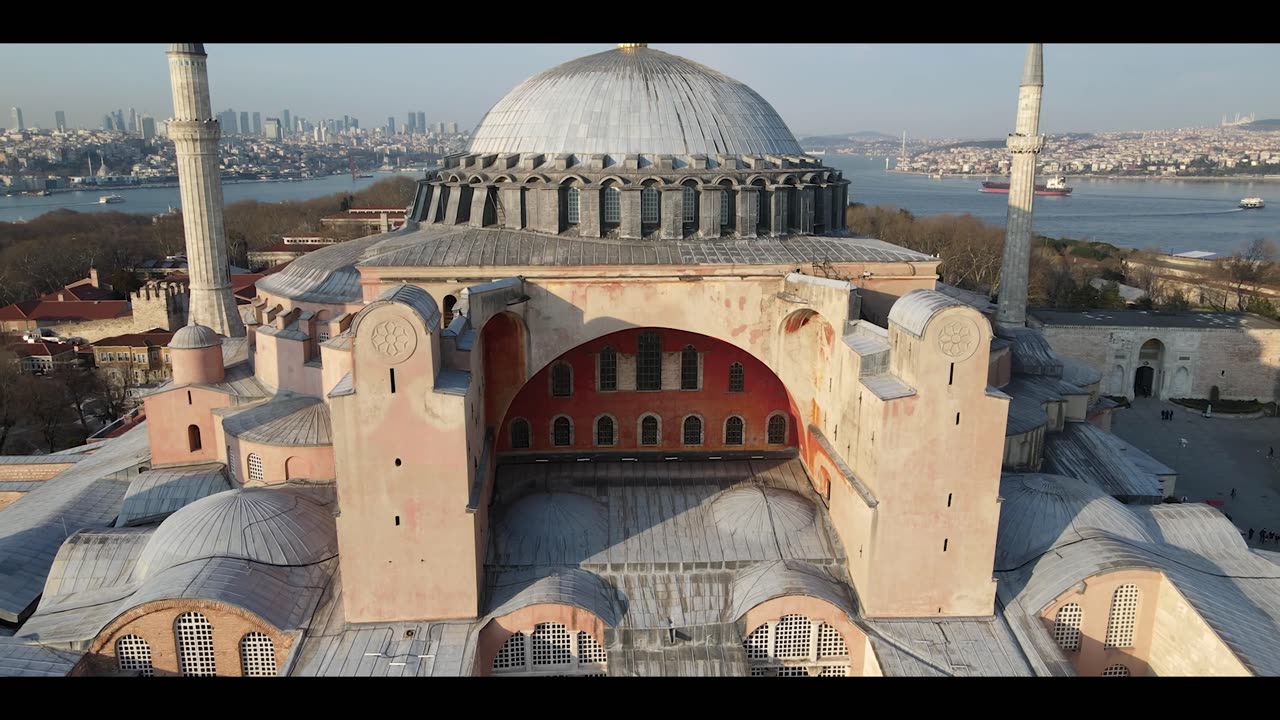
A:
[[92, 369, 133, 423], [1221, 239, 1277, 311], [54, 367, 99, 443], [19, 376, 72, 453], [0, 351, 20, 453]]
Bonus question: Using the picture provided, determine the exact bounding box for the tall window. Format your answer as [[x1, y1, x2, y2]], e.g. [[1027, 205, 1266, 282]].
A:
[[596, 416, 615, 446], [187, 425, 202, 452], [247, 453, 264, 483], [1054, 603, 1083, 652], [491, 624, 608, 677], [757, 184, 769, 231], [637, 331, 662, 391], [744, 615, 851, 677], [682, 185, 696, 224], [680, 345, 699, 390], [551, 362, 573, 397], [598, 347, 617, 391], [240, 632, 277, 677], [566, 186, 580, 224], [640, 415, 659, 446], [683, 416, 703, 445], [175, 611, 217, 677], [116, 635, 153, 677], [603, 186, 621, 223], [1104, 584, 1139, 649], [641, 185, 660, 224], [814, 185, 825, 225], [729, 362, 745, 392], [553, 417, 572, 447], [725, 416, 744, 445], [767, 414, 787, 445], [511, 419, 531, 449], [720, 189, 733, 227]]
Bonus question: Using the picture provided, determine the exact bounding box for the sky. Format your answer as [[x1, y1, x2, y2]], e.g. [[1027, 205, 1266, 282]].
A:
[[2, 44, 1277, 140]]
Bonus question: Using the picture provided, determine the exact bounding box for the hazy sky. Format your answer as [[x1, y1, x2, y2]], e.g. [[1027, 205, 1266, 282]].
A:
[[2, 44, 1276, 139]]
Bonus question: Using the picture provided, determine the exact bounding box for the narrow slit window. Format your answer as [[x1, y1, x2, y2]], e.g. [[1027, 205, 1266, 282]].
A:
[[389, 368, 396, 394], [949, 363, 954, 386]]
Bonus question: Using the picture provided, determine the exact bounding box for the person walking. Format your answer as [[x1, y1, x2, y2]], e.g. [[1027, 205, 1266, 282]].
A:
[[1249, 528, 1255, 541], [1269, 446, 1274, 459], [1263, 528, 1270, 544], [1231, 488, 1237, 499]]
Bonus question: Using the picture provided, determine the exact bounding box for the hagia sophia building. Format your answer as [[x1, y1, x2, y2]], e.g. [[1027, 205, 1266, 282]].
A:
[[2, 42, 1280, 678]]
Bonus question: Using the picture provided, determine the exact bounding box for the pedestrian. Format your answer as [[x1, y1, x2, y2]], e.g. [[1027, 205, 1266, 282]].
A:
[[1270, 446, 1274, 459], [1231, 488, 1237, 499], [1264, 528, 1270, 543], [1249, 528, 1255, 540]]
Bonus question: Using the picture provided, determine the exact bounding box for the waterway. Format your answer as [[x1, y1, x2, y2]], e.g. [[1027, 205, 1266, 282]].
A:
[[1, 159, 1275, 255]]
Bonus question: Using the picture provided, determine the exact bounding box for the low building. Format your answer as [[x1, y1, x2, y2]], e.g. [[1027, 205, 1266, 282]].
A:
[[91, 329, 175, 386], [5, 338, 80, 374], [0, 271, 189, 343], [320, 207, 407, 234], [248, 235, 340, 268]]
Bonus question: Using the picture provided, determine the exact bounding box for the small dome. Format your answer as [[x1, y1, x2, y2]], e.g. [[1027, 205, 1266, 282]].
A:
[[712, 486, 815, 535], [996, 473, 1154, 571], [490, 492, 608, 565], [170, 324, 222, 349], [135, 487, 337, 578]]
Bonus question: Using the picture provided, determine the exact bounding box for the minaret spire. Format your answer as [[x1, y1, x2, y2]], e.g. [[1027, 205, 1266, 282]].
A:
[[995, 43, 1045, 328], [165, 43, 245, 338]]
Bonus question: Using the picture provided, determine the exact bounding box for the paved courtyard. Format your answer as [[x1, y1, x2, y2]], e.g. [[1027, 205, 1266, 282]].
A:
[[1111, 398, 1280, 549]]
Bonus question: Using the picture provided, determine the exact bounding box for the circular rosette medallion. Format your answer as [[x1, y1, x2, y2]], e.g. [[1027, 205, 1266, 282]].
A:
[[370, 318, 417, 364], [937, 317, 979, 361]]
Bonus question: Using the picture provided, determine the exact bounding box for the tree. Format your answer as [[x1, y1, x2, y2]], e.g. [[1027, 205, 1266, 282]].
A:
[[1221, 239, 1277, 311], [19, 376, 72, 453], [1160, 288, 1191, 312], [54, 367, 99, 443], [0, 351, 20, 453], [92, 369, 133, 423], [1098, 281, 1126, 309]]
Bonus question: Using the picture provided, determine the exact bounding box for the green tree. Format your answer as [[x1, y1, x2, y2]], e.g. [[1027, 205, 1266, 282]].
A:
[[1098, 281, 1126, 309]]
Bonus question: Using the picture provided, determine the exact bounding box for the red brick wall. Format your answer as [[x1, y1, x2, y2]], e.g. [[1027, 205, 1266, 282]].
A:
[[497, 328, 797, 453]]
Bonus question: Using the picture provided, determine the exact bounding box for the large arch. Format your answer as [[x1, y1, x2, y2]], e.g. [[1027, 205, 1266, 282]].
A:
[[495, 327, 800, 454], [481, 311, 530, 427], [1135, 338, 1164, 399], [777, 309, 837, 431]]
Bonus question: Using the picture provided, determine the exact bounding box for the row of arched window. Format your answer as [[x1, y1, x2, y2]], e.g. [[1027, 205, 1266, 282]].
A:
[[492, 622, 608, 676], [1051, 584, 1139, 676], [744, 613, 851, 677], [551, 338, 748, 397], [564, 183, 737, 230], [115, 611, 277, 677], [510, 412, 788, 449]]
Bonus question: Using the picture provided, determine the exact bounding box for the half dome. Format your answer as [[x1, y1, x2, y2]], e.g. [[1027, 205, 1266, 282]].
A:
[[467, 45, 803, 157], [135, 487, 337, 578]]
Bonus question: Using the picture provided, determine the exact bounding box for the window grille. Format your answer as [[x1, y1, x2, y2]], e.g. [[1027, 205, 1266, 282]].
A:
[[767, 414, 787, 445], [682, 185, 696, 224], [598, 347, 617, 391], [596, 416, 615, 446], [743, 615, 852, 678], [725, 416, 744, 445], [1104, 584, 1139, 649], [721, 190, 732, 226], [816, 623, 848, 658], [511, 419, 531, 449], [640, 415, 659, 446], [683, 416, 703, 445], [240, 632, 277, 677], [578, 632, 607, 664], [552, 363, 572, 397], [1102, 664, 1131, 677], [553, 417, 572, 447], [116, 635, 153, 677], [637, 331, 662, 391], [1054, 603, 1083, 652], [567, 186, 580, 224], [530, 623, 573, 666], [175, 611, 217, 677], [248, 453, 264, 482], [493, 632, 526, 671], [492, 624, 608, 676], [729, 363, 744, 392], [681, 345, 698, 390], [641, 185, 660, 224], [603, 187, 621, 223]]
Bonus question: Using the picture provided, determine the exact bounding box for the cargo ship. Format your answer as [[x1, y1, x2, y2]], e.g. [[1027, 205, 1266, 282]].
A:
[[980, 175, 1072, 196]]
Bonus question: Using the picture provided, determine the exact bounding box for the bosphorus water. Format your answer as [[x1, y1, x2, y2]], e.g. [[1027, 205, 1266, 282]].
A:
[[1, 159, 1275, 255]]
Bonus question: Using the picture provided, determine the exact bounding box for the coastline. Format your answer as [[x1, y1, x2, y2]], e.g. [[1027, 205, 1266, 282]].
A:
[[882, 168, 1280, 183]]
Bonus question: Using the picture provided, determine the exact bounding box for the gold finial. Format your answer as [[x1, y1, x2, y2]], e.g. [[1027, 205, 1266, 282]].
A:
[[617, 43, 647, 49]]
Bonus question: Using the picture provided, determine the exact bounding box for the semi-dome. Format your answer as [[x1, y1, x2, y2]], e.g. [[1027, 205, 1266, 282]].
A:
[[467, 45, 804, 157], [171, 323, 222, 349], [135, 487, 337, 578]]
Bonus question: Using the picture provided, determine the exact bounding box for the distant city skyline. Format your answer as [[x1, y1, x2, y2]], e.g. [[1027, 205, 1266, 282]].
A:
[[2, 43, 1278, 139]]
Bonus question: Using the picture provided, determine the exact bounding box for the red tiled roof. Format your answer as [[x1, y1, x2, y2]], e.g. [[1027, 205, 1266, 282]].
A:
[[5, 340, 78, 358], [0, 300, 130, 322], [90, 331, 175, 349], [38, 284, 118, 303]]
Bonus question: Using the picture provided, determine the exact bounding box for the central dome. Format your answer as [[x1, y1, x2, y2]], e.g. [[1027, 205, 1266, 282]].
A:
[[467, 45, 804, 157]]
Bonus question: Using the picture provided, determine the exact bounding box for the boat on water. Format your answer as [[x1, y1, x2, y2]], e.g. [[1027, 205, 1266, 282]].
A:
[[356, 173, 374, 179], [98, 194, 125, 204], [1240, 197, 1265, 209], [981, 174, 1072, 196]]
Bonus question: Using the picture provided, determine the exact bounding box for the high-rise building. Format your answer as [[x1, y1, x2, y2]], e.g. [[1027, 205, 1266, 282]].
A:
[[165, 43, 245, 338], [102, 114, 114, 131], [447, 121, 458, 134], [240, 111, 250, 137], [114, 109, 125, 132], [264, 117, 282, 140], [436, 121, 445, 134], [387, 116, 395, 137], [127, 108, 138, 134], [416, 111, 425, 135], [252, 111, 262, 136], [407, 112, 417, 134], [11, 107, 24, 132], [54, 111, 66, 132], [140, 115, 156, 141], [282, 109, 291, 138]]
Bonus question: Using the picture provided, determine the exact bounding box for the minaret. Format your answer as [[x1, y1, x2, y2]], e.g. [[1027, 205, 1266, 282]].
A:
[[994, 43, 1045, 328], [165, 43, 245, 338]]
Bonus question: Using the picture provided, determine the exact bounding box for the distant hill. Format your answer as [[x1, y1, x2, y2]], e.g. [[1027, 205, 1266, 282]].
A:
[[1241, 119, 1280, 131], [935, 139, 1006, 151], [798, 131, 897, 147]]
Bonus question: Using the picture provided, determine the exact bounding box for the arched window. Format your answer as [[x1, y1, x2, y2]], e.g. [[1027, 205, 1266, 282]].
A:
[[725, 416, 744, 445], [442, 295, 458, 327], [491, 623, 608, 676], [755, 182, 770, 231], [566, 186, 581, 225], [553, 416, 573, 447], [744, 615, 851, 677], [240, 632, 277, 677], [637, 330, 662, 391], [598, 346, 617, 391], [680, 345, 699, 390], [767, 414, 787, 445], [683, 416, 703, 445], [641, 185, 660, 224], [1102, 664, 1131, 677], [720, 186, 734, 227], [187, 424, 202, 452], [551, 362, 573, 398], [595, 416, 615, 446], [640, 415, 660, 446], [814, 185, 825, 227], [603, 186, 621, 224], [1104, 584, 1139, 649], [247, 453, 264, 483], [175, 611, 217, 677], [511, 419, 531, 449], [728, 362, 745, 392], [116, 634, 153, 677], [682, 185, 697, 225], [1053, 603, 1083, 652]]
